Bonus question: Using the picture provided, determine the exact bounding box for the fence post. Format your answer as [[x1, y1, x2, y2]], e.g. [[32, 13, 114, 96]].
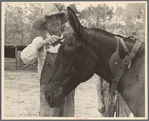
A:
[[16, 51, 21, 70], [15, 47, 18, 70]]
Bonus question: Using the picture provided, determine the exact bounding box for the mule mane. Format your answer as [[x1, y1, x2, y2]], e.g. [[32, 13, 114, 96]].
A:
[[89, 27, 137, 44], [89, 28, 115, 38]]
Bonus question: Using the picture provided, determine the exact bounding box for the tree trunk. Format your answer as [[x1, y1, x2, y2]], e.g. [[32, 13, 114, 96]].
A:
[[17, 7, 23, 45], [5, 3, 8, 44]]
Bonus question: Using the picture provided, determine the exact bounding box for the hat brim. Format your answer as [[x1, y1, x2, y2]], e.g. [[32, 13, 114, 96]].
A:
[[113, 29, 128, 38], [114, 34, 128, 38], [32, 12, 67, 31]]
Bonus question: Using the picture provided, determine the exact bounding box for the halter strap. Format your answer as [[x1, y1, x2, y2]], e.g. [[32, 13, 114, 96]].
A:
[[129, 40, 142, 59], [111, 36, 142, 88], [119, 38, 130, 54], [115, 36, 120, 52], [108, 36, 142, 117]]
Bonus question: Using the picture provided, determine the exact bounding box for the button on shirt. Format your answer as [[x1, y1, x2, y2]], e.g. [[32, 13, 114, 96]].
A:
[[21, 32, 63, 75]]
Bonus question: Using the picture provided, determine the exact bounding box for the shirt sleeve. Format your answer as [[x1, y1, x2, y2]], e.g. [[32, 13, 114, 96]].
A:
[[21, 37, 44, 64]]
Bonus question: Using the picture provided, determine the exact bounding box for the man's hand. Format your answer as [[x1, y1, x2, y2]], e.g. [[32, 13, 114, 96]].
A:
[[98, 100, 104, 116], [46, 35, 60, 46], [37, 35, 60, 52]]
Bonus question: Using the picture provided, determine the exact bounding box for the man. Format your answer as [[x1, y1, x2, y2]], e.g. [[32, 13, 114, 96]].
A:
[[97, 76, 110, 117], [97, 28, 134, 117], [21, 3, 74, 117]]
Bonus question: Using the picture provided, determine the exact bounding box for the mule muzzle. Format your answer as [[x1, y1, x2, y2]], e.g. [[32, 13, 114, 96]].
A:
[[44, 86, 64, 108], [44, 90, 54, 107]]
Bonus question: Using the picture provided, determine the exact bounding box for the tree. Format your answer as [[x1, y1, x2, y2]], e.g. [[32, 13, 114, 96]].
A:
[[54, 3, 66, 11], [80, 4, 113, 29], [4, 3, 43, 46], [115, 6, 125, 28], [123, 3, 145, 35]]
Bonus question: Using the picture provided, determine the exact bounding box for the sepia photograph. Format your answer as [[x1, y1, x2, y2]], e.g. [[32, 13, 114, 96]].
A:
[[2, 1, 148, 120]]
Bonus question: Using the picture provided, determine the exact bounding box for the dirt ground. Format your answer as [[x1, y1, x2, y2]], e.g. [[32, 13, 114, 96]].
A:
[[3, 70, 101, 118]]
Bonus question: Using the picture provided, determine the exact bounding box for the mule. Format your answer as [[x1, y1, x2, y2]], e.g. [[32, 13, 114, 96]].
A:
[[44, 7, 145, 117]]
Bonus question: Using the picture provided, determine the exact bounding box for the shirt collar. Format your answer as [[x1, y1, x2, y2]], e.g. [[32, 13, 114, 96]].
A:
[[45, 31, 63, 38]]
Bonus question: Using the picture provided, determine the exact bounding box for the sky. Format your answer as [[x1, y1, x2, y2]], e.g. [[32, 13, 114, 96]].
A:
[[4, 2, 128, 12], [62, 2, 127, 11]]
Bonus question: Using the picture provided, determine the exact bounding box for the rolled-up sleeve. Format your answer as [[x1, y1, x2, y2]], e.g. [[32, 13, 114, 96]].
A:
[[21, 37, 43, 64]]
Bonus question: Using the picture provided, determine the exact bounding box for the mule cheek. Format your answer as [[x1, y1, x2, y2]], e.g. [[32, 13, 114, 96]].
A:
[[63, 76, 81, 97], [44, 84, 64, 106]]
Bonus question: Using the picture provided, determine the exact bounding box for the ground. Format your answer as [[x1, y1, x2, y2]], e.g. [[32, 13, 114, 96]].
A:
[[3, 70, 101, 118]]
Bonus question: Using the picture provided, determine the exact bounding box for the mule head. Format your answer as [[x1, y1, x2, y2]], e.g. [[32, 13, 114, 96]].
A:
[[44, 7, 99, 108]]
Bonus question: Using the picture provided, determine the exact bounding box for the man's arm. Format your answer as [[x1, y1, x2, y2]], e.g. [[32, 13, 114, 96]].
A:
[[37, 35, 60, 52], [21, 35, 59, 64]]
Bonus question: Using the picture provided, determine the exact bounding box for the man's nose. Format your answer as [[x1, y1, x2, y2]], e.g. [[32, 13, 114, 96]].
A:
[[53, 18, 59, 23]]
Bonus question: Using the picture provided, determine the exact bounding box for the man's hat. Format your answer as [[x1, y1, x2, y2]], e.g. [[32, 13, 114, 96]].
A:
[[113, 28, 128, 37], [32, 3, 67, 31]]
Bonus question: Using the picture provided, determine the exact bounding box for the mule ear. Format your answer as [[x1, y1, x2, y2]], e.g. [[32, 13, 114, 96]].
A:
[[67, 7, 84, 36]]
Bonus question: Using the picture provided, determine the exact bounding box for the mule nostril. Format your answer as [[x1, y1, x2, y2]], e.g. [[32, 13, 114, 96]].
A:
[[45, 91, 53, 104], [47, 95, 52, 103]]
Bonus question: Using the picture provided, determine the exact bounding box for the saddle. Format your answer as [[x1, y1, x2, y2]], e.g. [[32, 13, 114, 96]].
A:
[[108, 36, 142, 117]]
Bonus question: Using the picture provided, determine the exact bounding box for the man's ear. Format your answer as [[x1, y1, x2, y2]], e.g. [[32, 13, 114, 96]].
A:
[[67, 7, 84, 36]]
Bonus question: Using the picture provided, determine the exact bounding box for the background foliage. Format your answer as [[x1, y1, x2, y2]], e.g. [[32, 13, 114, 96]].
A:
[[4, 2, 146, 46]]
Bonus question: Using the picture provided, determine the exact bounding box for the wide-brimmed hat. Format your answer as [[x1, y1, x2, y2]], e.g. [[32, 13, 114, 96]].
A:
[[113, 28, 128, 37], [32, 3, 67, 31]]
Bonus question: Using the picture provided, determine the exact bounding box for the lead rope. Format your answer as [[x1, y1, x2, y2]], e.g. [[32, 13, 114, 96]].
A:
[[108, 37, 120, 117]]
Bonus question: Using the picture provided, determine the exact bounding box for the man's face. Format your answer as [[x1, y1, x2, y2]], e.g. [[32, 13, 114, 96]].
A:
[[45, 15, 61, 33]]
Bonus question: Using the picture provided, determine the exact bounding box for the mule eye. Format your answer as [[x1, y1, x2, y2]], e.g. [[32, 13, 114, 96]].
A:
[[65, 51, 73, 56], [64, 49, 75, 56], [71, 67, 76, 73]]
